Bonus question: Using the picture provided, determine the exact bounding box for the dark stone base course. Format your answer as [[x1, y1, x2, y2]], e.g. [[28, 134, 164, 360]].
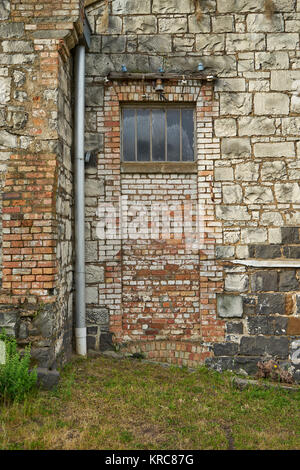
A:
[[206, 356, 300, 383]]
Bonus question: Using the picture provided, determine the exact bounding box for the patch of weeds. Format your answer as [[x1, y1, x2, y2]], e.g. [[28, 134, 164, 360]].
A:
[[0, 330, 37, 403]]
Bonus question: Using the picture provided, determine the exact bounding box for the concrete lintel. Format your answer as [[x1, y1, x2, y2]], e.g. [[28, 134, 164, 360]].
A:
[[229, 259, 300, 268]]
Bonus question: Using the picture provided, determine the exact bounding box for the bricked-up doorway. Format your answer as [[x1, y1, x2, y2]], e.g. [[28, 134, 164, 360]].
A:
[[90, 76, 225, 365]]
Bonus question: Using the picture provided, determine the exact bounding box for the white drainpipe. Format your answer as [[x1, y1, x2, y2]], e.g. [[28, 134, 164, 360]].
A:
[[74, 43, 87, 356]]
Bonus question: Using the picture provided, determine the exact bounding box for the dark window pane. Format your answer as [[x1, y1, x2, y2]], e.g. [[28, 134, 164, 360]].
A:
[[137, 109, 150, 161], [123, 109, 135, 161], [182, 109, 194, 161], [167, 109, 180, 161], [152, 109, 165, 161]]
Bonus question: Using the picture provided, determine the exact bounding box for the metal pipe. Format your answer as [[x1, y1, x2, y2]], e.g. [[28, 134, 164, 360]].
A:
[[74, 44, 86, 356]]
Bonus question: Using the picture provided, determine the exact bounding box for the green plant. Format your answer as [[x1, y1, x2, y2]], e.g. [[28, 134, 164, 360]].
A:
[[0, 330, 37, 402]]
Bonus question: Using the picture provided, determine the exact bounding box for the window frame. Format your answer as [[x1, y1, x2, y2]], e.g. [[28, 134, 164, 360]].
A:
[[120, 103, 196, 165]]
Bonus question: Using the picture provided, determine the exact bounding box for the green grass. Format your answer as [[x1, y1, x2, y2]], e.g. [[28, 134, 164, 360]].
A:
[[0, 355, 299, 450]]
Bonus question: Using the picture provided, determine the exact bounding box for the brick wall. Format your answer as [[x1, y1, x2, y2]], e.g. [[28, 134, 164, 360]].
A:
[[85, 0, 300, 381], [0, 0, 84, 368]]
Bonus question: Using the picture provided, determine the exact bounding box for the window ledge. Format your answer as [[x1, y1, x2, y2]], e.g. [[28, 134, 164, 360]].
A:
[[121, 162, 197, 174]]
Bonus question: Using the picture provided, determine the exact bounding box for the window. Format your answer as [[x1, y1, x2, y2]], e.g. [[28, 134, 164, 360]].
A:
[[121, 105, 195, 163]]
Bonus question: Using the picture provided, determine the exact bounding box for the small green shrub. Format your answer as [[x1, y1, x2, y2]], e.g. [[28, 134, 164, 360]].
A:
[[0, 330, 37, 402]]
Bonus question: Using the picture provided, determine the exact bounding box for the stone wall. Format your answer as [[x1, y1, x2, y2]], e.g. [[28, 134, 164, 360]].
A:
[[0, 0, 84, 368], [84, 0, 300, 381]]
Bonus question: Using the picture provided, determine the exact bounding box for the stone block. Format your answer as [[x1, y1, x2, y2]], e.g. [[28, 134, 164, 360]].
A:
[[222, 184, 242, 204], [216, 246, 235, 259], [86, 265, 104, 284], [226, 322, 244, 334], [271, 70, 300, 91], [255, 142, 294, 158], [246, 14, 284, 32], [285, 19, 300, 32], [254, 93, 289, 115], [215, 118, 237, 137], [86, 286, 98, 304], [291, 95, 300, 113], [0, 129, 18, 149], [251, 271, 278, 292], [85, 85, 104, 107], [0, 0, 10, 20], [32, 307, 55, 339], [152, 0, 193, 13], [217, 0, 260, 12], [279, 270, 299, 292], [216, 205, 251, 221], [212, 15, 234, 32], [273, 0, 297, 11], [248, 316, 288, 336], [235, 162, 259, 182], [196, 34, 225, 52], [124, 16, 157, 34], [215, 166, 234, 181], [220, 93, 252, 115], [201, 55, 236, 76], [274, 183, 300, 203], [239, 117, 276, 136], [281, 227, 300, 244], [173, 36, 195, 52], [287, 318, 300, 335], [85, 178, 104, 198], [240, 336, 289, 359], [241, 228, 267, 244], [257, 293, 285, 315], [267, 33, 299, 50], [282, 117, 300, 135], [87, 335, 96, 350], [226, 33, 265, 52], [213, 342, 239, 356], [158, 17, 187, 33], [2, 41, 33, 53], [221, 137, 251, 158], [254, 244, 282, 259], [112, 0, 151, 14], [225, 274, 249, 292], [269, 228, 282, 244], [255, 51, 289, 70], [87, 307, 109, 326], [102, 35, 126, 53], [85, 133, 103, 153], [86, 54, 114, 76], [0, 77, 11, 104], [244, 186, 274, 204], [188, 14, 211, 33], [85, 241, 97, 262], [100, 332, 114, 351], [215, 78, 246, 92], [261, 161, 287, 180], [0, 23, 24, 38], [284, 246, 300, 259], [96, 15, 122, 34], [260, 212, 283, 226], [217, 294, 243, 318], [138, 35, 172, 53]]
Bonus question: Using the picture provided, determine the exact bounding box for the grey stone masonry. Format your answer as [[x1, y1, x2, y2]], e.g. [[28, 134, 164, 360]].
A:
[[83, 0, 300, 380]]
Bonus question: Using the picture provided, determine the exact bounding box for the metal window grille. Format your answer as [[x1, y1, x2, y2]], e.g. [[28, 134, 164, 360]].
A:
[[121, 105, 195, 163]]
